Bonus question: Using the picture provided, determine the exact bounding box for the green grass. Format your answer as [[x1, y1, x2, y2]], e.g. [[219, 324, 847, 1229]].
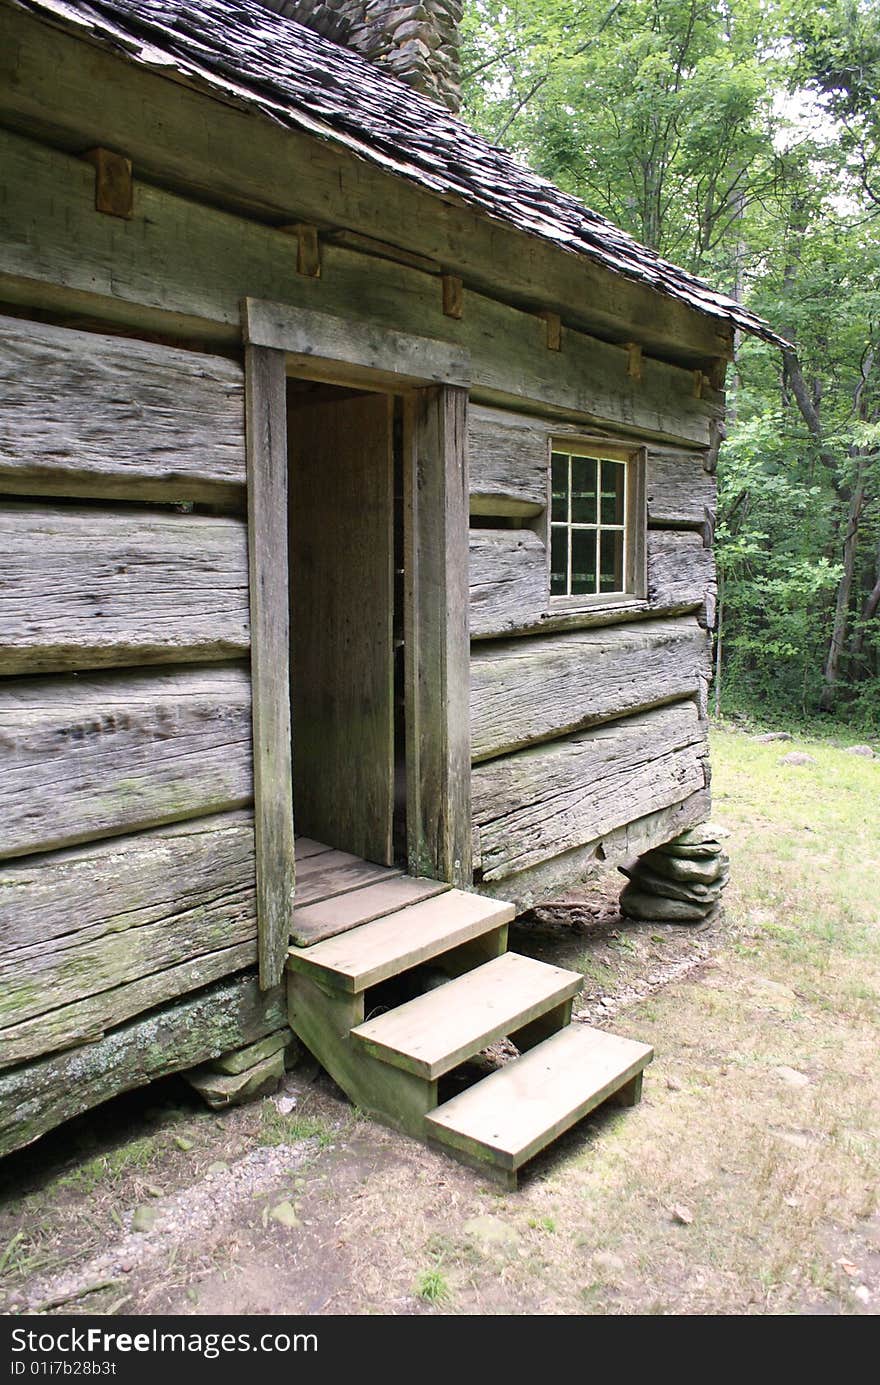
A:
[[415, 1266, 450, 1304], [55, 1136, 161, 1193], [257, 1107, 335, 1150], [0, 1231, 28, 1277], [578, 959, 618, 991], [527, 1215, 557, 1233], [711, 727, 879, 966]]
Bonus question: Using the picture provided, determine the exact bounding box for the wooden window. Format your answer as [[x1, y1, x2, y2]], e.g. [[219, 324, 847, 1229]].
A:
[[548, 440, 646, 605]]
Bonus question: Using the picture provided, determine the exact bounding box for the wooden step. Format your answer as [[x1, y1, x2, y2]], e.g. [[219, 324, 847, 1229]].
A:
[[351, 953, 581, 1080], [292, 875, 451, 947], [287, 889, 514, 993], [425, 1024, 653, 1180]]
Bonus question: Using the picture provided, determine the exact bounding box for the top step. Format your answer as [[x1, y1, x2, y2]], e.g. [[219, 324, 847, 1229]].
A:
[[287, 888, 514, 993]]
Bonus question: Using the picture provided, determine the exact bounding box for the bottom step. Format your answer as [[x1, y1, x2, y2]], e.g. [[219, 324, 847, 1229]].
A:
[[425, 1024, 653, 1185]]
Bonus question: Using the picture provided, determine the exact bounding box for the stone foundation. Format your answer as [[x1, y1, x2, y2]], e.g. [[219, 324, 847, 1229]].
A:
[[619, 823, 730, 925]]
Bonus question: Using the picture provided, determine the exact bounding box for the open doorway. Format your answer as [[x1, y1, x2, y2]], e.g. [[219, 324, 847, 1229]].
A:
[[286, 380, 406, 868]]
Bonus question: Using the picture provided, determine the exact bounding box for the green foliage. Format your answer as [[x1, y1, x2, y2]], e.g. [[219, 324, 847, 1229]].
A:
[[463, 0, 779, 272], [257, 1107, 334, 1149], [716, 412, 838, 715], [415, 1266, 451, 1303], [462, 0, 880, 728]]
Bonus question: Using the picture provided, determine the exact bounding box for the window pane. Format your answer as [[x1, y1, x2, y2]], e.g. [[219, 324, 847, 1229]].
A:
[[571, 527, 597, 595], [571, 455, 597, 524], [551, 453, 568, 523], [550, 525, 568, 595], [599, 528, 625, 593], [600, 459, 625, 525]]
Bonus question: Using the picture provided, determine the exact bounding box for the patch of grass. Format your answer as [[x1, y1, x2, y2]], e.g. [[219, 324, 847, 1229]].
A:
[[579, 958, 617, 991], [55, 1136, 161, 1193], [527, 1215, 557, 1233], [257, 1107, 334, 1150], [0, 1231, 29, 1277], [416, 1266, 450, 1304], [611, 933, 638, 954]]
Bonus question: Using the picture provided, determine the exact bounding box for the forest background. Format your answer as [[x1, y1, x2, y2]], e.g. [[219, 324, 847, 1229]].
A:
[[461, 0, 880, 731]]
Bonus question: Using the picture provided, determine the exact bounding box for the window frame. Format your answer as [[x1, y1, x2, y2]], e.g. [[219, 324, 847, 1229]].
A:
[[545, 436, 647, 612]]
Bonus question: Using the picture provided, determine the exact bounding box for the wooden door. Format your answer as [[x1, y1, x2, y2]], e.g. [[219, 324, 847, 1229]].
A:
[[288, 388, 395, 865]]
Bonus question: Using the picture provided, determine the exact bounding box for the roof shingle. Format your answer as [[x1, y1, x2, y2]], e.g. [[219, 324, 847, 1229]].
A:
[[11, 0, 786, 347]]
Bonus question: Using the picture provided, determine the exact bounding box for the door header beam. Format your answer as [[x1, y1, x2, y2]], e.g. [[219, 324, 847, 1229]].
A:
[[242, 299, 471, 392]]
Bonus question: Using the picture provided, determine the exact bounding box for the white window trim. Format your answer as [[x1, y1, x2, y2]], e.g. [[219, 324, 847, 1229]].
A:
[[545, 436, 647, 612]]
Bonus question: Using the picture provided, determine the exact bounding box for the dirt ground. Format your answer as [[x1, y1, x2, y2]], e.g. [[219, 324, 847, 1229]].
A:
[[1, 725, 878, 1316]]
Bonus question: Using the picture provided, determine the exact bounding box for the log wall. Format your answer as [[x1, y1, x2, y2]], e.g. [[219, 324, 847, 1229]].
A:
[[0, 312, 262, 1137], [467, 403, 716, 904], [0, 96, 721, 1147]]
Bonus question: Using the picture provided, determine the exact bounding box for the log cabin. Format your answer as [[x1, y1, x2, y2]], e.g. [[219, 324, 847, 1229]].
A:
[[0, 0, 785, 1184]]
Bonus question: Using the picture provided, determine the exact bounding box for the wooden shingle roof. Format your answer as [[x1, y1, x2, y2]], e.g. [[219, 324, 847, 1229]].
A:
[[10, 0, 786, 348]]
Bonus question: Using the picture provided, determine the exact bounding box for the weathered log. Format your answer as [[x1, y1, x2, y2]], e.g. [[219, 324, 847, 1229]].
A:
[[0, 10, 735, 368], [0, 942, 258, 1075], [647, 530, 717, 628], [0, 664, 253, 860], [468, 404, 715, 526], [472, 702, 708, 881], [470, 617, 709, 761], [474, 788, 712, 910], [646, 448, 716, 528], [0, 971, 286, 1158], [0, 124, 721, 447], [469, 527, 716, 640], [0, 811, 258, 1068], [468, 406, 550, 516], [469, 528, 547, 638], [0, 503, 250, 674], [0, 313, 246, 505]]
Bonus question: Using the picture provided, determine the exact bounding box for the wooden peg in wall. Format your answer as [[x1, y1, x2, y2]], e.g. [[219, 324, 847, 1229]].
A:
[[693, 369, 706, 399], [281, 223, 322, 278], [707, 357, 728, 391], [442, 273, 463, 319], [539, 310, 562, 351], [83, 148, 133, 219], [626, 342, 643, 381]]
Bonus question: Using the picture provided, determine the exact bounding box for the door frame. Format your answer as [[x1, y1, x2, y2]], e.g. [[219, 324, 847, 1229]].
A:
[[243, 299, 474, 988]]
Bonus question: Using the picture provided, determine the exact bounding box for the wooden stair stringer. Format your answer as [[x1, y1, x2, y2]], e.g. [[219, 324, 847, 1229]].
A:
[[285, 883, 655, 1186], [287, 969, 439, 1139]]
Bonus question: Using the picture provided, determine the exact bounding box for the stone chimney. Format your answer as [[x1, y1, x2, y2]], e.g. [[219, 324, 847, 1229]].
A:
[[258, 1, 463, 113]]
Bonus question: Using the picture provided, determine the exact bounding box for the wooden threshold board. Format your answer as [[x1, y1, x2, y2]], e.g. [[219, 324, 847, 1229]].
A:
[[292, 874, 450, 947], [295, 837, 335, 862], [294, 848, 403, 914], [288, 890, 515, 993], [351, 952, 581, 1080], [426, 1024, 654, 1173]]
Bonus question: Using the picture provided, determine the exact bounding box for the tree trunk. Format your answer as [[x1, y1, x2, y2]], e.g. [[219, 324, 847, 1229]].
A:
[[713, 572, 724, 719], [847, 540, 880, 671], [819, 458, 867, 711]]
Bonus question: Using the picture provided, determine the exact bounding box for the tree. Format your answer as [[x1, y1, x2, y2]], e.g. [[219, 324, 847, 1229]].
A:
[[462, 0, 880, 725]]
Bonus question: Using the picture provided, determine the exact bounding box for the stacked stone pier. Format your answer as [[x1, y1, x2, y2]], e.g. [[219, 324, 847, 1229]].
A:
[[618, 823, 730, 924]]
